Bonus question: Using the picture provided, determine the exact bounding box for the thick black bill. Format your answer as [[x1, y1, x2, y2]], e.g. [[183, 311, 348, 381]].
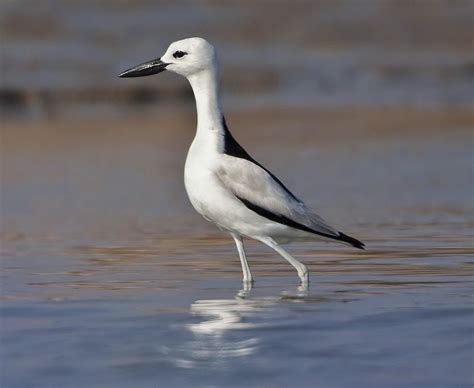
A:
[[119, 58, 168, 78]]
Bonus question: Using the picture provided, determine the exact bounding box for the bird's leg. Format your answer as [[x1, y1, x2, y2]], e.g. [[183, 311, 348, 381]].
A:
[[237, 281, 253, 298], [260, 237, 309, 284], [231, 233, 253, 284]]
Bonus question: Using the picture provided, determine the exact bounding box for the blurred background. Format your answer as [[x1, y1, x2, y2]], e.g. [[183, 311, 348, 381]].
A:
[[1, 1, 473, 387], [1, 0, 473, 234], [2, 0, 473, 115]]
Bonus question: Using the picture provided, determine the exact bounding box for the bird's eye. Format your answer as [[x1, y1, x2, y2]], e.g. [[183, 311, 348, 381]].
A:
[[173, 50, 187, 59]]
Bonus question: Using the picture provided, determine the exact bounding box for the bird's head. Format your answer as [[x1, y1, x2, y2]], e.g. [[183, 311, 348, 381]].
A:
[[119, 37, 217, 79]]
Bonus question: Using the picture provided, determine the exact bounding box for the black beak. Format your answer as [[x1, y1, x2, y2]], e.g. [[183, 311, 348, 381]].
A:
[[119, 58, 168, 78]]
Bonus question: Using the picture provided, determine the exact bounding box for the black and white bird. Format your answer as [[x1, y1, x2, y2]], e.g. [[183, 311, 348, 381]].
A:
[[119, 37, 364, 285]]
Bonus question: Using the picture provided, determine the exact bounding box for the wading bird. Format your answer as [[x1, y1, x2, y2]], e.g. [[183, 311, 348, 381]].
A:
[[120, 37, 364, 286]]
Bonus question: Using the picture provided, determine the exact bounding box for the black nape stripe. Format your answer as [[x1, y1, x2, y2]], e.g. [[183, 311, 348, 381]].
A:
[[221, 116, 254, 160], [221, 116, 300, 202], [236, 196, 365, 250]]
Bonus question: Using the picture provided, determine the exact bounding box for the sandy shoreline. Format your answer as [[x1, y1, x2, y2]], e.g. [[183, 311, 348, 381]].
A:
[[3, 105, 472, 150]]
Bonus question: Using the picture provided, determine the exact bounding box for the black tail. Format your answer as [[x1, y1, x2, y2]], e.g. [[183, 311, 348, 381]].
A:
[[337, 232, 365, 250]]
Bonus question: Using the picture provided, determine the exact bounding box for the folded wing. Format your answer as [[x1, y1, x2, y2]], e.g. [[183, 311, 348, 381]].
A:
[[216, 156, 364, 249]]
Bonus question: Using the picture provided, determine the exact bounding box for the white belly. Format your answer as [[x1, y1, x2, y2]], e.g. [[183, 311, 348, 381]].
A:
[[183, 136, 313, 242], [184, 139, 222, 219], [185, 150, 254, 234], [184, 150, 239, 229], [184, 158, 298, 242], [184, 161, 221, 222]]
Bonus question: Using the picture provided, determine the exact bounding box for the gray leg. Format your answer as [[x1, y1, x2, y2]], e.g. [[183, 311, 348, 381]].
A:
[[231, 233, 253, 284], [259, 237, 309, 284], [237, 281, 253, 298]]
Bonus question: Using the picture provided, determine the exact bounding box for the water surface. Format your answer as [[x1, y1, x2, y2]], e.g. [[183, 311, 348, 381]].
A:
[[1, 114, 472, 387]]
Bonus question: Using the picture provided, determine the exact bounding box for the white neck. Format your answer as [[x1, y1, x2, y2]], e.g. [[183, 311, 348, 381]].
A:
[[187, 68, 223, 134]]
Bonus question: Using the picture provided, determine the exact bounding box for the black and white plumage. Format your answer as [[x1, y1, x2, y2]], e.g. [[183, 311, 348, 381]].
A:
[[120, 37, 364, 285]]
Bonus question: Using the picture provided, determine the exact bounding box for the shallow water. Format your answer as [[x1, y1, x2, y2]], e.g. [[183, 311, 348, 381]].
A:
[[1, 112, 473, 387], [1, 229, 473, 388]]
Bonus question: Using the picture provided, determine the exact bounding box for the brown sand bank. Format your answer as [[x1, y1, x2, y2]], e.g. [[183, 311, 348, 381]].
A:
[[3, 105, 472, 152], [1, 105, 471, 237]]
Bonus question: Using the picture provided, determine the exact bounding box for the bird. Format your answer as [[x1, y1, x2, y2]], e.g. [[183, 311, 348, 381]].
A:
[[119, 37, 364, 286]]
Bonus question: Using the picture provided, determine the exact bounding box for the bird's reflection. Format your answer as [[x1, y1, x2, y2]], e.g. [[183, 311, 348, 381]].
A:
[[164, 283, 308, 369]]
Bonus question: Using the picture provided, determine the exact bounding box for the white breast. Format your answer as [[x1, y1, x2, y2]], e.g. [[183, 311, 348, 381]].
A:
[[184, 130, 221, 219]]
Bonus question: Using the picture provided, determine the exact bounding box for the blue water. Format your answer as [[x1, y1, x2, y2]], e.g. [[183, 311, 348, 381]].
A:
[[2, 231, 472, 388], [1, 124, 473, 387]]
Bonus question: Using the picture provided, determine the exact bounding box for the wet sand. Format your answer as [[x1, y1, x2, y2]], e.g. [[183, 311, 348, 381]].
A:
[[2, 105, 472, 234]]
